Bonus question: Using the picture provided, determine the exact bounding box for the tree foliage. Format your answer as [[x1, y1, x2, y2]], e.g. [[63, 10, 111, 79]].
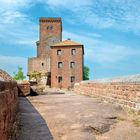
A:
[[83, 66, 90, 80], [13, 66, 26, 80]]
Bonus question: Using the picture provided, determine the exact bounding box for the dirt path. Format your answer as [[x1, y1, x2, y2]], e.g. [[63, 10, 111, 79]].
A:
[[18, 93, 140, 140]]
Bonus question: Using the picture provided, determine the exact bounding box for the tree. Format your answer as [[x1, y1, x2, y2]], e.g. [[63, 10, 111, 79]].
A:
[[13, 66, 26, 80], [83, 66, 90, 80]]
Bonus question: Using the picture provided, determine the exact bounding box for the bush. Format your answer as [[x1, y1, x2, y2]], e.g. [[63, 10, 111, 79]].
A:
[[13, 67, 26, 80]]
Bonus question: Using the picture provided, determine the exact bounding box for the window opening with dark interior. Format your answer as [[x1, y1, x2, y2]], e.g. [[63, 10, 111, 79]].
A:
[[70, 62, 75, 68], [58, 76, 62, 83], [71, 76, 75, 82], [47, 25, 53, 30], [72, 49, 76, 55]]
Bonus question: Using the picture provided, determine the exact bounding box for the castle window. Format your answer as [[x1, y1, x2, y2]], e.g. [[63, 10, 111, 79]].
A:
[[58, 76, 62, 83], [46, 25, 53, 30], [58, 62, 63, 68], [57, 50, 61, 55], [71, 76, 75, 82], [72, 49, 76, 55], [42, 63, 44, 66], [70, 62, 75, 68]]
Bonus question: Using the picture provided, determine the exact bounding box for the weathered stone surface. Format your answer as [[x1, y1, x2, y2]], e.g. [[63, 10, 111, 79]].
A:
[[17, 97, 53, 140], [0, 69, 13, 81], [18, 93, 125, 140], [74, 78, 140, 112], [28, 18, 62, 79], [0, 81, 18, 140], [17, 80, 30, 97]]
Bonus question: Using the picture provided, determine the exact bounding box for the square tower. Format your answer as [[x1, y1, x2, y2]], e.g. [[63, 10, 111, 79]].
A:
[[28, 18, 62, 79], [38, 17, 62, 58], [28, 18, 62, 85]]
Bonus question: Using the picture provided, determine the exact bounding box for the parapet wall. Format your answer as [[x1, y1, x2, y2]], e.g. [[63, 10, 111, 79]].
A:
[[17, 80, 30, 97], [0, 81, 18, 140], [74, 76, 140, 112]]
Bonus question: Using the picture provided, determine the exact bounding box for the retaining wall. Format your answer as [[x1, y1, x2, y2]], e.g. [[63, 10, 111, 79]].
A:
[[17, 81, 30, 97], [0, 81, 18, 140], [74, 81, 140, 112]]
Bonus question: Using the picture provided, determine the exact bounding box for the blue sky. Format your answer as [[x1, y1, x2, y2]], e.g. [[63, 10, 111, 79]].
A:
[[0, 0, 140, 79]]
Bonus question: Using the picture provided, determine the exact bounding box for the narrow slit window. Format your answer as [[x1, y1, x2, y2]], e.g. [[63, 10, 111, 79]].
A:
[[46, 25, 53, 30]]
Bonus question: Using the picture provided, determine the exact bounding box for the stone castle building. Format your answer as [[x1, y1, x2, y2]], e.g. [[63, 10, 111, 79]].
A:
[[28, 17, 84, 88]]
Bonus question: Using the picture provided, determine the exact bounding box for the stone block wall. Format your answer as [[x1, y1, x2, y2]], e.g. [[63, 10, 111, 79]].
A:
[[51, 46, 83, 88], [0, 81, 18, 140], [74, 81, 140, 112], [28, 57, 50, 75], [17, 81, 30, 97]]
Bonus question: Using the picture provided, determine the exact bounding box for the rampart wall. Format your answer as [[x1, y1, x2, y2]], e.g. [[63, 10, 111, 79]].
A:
[[0, 81, 18, 140], [74, 76, 140, 112]]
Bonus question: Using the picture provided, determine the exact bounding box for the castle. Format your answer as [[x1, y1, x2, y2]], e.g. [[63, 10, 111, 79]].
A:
[[28, 17, 84, 88]]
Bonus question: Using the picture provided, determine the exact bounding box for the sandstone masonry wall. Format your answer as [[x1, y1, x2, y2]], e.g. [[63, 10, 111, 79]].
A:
[[0, 81, 18, 140], [74, 80, 140, 112], [17, 81, 30, 97], [51, 45, 83, 88]]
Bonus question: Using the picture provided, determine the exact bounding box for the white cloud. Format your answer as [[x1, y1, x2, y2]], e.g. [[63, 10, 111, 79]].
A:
[[86, 44, 140, 65], [0, 8, 38, 46], [64, 31, 140, 66], [46, 0, 92, 8], [0, 0, 41, 46], [63, 30, 140, 78], [0, 0, 139, 79], [0, 10, 27, 24], [0, 0, 34, 10], [1, 0, 140, 34], [46, 0, 140, 34]]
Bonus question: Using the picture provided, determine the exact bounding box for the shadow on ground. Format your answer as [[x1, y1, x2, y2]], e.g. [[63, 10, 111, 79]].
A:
[[17, 97, 53, 140]]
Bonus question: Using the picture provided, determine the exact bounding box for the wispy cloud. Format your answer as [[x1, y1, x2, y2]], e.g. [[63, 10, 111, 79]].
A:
[[0, 0, 39, 47], [63, 30, 140, 78], [46, 0, 140, 34], [64, 30, 140, 65], [46, 0, 92, 8], [0, 0, 139, 79]]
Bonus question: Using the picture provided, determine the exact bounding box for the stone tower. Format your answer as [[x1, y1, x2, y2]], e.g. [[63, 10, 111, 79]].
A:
[[28, 18, 62, 83], [37, 17, 62, 71]]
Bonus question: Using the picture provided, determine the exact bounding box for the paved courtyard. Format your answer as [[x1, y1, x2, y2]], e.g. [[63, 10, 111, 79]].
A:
[[18, 92, 140, 140]]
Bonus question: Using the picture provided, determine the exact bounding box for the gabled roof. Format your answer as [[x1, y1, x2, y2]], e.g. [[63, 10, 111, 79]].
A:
[[51, 40, 83, 46]]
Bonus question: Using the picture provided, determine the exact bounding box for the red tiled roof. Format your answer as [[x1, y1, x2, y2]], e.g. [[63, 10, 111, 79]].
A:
[[51, 40, 83, 46]]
